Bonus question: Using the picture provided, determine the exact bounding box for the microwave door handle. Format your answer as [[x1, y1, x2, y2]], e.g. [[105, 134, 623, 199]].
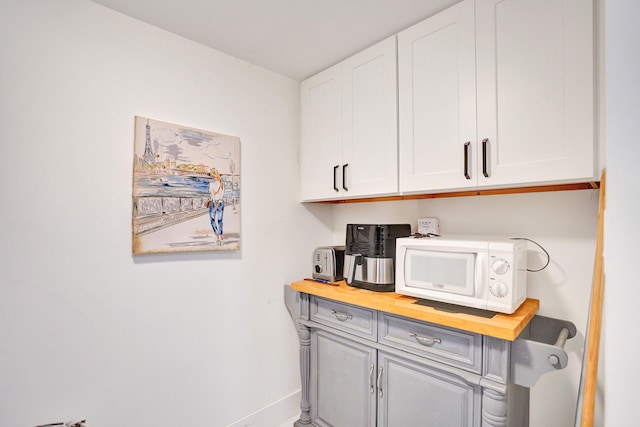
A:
[[476, 252, 487, 298]]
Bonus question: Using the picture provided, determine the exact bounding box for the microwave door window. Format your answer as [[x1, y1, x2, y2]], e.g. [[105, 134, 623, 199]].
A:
[[406, 250, 475, 296]]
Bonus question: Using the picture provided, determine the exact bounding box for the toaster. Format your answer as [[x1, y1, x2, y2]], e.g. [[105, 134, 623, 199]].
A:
[[313, 246, 345, 282]]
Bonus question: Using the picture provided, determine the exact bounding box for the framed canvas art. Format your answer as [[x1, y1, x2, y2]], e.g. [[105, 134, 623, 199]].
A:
[[132, 116, 240, 254]]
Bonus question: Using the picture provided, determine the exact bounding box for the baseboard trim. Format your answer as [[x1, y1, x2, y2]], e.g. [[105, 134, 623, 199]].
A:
[[226, 390, 301, 427]]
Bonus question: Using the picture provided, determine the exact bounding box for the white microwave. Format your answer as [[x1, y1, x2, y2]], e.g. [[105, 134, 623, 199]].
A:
[[395, 236, 528, 314]]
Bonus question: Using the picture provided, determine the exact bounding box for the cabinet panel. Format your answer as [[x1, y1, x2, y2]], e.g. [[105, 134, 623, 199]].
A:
[[475, 0, 595, 185], [398, 0, 477, 192], [300, 65, 342, 200], [342, 36, 398, 197], [311, 330, 377, 427], [378, 351, 481, 427]]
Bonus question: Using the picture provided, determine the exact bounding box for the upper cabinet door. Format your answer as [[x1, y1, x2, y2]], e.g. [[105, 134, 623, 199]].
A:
[[398, 0, 477, 193], [300, 64, 343, 201], [342, 36, 398, 198], [475, 0, 595, 186], [300, 37, 398, 201]]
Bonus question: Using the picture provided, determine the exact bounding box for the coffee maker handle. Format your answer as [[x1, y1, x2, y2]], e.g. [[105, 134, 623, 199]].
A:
[[345, 254, 364, 285]]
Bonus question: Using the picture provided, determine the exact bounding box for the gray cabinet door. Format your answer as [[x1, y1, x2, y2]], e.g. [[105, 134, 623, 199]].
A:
[[311, 330, 377, 427], [377, 351, 481, 427]]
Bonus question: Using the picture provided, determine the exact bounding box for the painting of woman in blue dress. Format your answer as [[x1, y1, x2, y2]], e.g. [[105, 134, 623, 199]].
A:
[[208, 168, 225, 246]]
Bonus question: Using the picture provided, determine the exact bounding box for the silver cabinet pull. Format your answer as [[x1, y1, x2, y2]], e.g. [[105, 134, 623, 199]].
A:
[[331, 309, 352, 321], [368, 363, 375, 394], [410, 332, 442, 346], [377, 366, 384, 398]]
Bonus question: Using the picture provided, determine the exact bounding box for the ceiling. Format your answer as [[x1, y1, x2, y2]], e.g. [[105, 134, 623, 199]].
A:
[[90, 0, 460, 81]]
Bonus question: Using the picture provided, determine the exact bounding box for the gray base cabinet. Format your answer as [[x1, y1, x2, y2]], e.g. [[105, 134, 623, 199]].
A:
[[311, 330, 481, 427], [311, 330, 376, 426], [284, 286, 574, 427], [378, 351, 480, 427]]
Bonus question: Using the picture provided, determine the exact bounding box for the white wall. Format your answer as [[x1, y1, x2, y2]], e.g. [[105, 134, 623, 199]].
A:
[[0, 0, 622, 426], [331, 190, 599, 426], [0, 1, 333, 426], [604, 0, 640, 425]]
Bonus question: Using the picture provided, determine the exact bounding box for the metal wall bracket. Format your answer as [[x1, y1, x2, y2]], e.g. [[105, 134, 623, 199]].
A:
[[511, 315, 577, 388]]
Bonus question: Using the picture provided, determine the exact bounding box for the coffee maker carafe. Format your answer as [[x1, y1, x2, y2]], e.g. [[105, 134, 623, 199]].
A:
[[343, 224, 412, 292]]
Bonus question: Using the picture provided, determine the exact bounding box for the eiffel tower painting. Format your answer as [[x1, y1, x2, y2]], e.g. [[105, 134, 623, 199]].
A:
[[132, 116, 241, 254], [142, 119, 157, 165]]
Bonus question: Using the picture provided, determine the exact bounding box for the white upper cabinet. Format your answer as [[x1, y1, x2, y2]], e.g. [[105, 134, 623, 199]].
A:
[[398, 0, 477, 192], [300, 36, 398, 201], [300, 64, 343, 200], [399, 0, 595, 193], [475, 0, 595, 186], [342, 37, 398, 198]]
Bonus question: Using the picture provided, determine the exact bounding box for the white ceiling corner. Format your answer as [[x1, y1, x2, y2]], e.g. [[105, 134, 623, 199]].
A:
[[89, 0, 461, 81]]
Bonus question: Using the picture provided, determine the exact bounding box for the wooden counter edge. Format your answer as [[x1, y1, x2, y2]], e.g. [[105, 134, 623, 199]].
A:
[[291, 280, 539, 341]]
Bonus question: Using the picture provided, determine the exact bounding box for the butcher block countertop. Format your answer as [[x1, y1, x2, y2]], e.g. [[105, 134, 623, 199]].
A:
[[291, 280, 539, 341]]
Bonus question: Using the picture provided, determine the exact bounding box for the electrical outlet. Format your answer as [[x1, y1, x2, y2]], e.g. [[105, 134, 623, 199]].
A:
[[418, 217, 440, 235]]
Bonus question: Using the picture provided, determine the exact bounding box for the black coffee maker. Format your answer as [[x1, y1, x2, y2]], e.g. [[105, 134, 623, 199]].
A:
[[343, 224, 412, 292]]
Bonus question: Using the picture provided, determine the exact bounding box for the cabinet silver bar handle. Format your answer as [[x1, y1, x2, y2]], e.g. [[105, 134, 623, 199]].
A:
[[410, 332, 442, 346], [333, 165, 339, 192], [368, 363, 375, 394], [377, 366, 383, 398], [463, 141, 471, 180], [482, 138, 489, 178], [342, 163, 349, 191], [331, 309, 352, 321]]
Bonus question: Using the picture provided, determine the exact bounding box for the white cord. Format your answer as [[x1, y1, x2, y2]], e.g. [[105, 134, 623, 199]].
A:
[[509, 237, 551, 272]]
